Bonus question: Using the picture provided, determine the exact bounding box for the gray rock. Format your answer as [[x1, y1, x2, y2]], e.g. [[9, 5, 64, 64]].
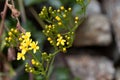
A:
[[73, 14, 112, 46], [102, 0, 120, 53], [115, 68, 120, 80], [66, 54, 115, 80], [86, 0, 101, 16], [102, 0, 115, 18], [112, 5, 120, 53]]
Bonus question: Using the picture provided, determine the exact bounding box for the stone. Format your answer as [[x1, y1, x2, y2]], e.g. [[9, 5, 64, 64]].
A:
[[112, 6, 120, 53], [102, 0, 120, 53], [115, 68, 120, 80], [73, 14, 112, 47], [86, 0, 101, 16], [66, 54, 115, 80], [102, 0, 115, 18]]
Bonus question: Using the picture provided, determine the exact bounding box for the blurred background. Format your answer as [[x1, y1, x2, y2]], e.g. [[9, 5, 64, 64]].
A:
[[0, 0, 120, 80]]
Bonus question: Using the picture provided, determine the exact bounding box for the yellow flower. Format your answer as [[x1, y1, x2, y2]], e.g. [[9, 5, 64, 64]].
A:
[[47, 37, 51, 41], [19, 37, 22, 41], [63, 47, 66, 53], [57, 34, 61, 37], [55, 16, 61, 21], [67, 42, 69, 45], [22, 32, 31, 40], [25, 39, 32, 46], [63, 14, 66, 18], [30, 41, 39, 53], [75, 21, 78, 23], [17, 52, 25, 60], [75, 16, 79, 20], [68, 8, 72, 11], [31, 59, 36, 65], [60, 6, 64, 10], [48, 25, 52, 28], [8, 32, 12, 36], [56, 36, 66, 46], [19, 44, 29, 54], [5, 37, 8, 41], [57, 9, 60, 12], [58, 22, 62, 25], [47, 30, 49, 33], [10, 28, 14, 32], [8, 37, 12, 42], [35, 62, 39, 66], [14, 29, 18, 33]]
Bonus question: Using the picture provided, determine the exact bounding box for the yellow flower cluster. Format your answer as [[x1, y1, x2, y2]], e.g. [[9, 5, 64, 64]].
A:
[[17, 32, 39, 60], [25, 63, 35, 73], [39, 6, 79, 53], [43, 25, 55, 34], [31, 59, 40, 66], [56, 34, 66, 46], [75, 16, 79, 23], [5, 28, 19, 46], [55, 6, 72, 26], [56, 34, 67, 52], [47, 37, 53, 44], [55, 16, 61, 21]]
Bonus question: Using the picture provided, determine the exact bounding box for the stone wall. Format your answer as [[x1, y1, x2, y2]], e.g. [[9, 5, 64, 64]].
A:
[[65, 0, 120, 80]]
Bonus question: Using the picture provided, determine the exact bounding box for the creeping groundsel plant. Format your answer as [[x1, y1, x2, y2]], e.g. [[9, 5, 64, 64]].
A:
[[4, 0, 89, 80]]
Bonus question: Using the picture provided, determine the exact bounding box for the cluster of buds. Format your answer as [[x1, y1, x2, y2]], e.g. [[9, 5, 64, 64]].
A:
[[24, 52, 54, 75], [41, 52, 53, 62], [25, 63, 35, 73], [25, 60, 44, 75], [39, 6, 79, 52], [5, 28, 20, 47]]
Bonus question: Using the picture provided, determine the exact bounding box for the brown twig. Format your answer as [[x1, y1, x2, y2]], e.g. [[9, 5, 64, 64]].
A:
[[18, 0, 27, 24], [11, 0, 15, 7], [6, 0, 25, 33], [0, 0, 8, 40]]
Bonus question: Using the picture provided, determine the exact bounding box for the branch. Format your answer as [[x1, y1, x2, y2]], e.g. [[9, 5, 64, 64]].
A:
[[0, 0, 8, 40], [6, 0, 25, 33]]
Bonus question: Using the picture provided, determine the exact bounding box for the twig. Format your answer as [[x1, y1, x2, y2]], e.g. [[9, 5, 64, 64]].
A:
[[6, 0, 25, 33], [18, 0, 27, 24], [0, 0, 8, 40], [29, 7, 45, 29]]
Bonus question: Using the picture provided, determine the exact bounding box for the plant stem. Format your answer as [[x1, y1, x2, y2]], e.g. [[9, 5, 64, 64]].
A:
[[29, 7, 45, 29], [0, 0, 8, 40], [18, 0, 27, 24], [45, 50, 60, 80]]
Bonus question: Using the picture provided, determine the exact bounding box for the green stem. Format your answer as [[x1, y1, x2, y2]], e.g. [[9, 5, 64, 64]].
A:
[[45, 50, 60, 80], [29, 7, 45, 29], [30, 52, 38, 61]]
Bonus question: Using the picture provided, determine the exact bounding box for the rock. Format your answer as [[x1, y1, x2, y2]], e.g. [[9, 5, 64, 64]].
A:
[[115, 68, 120, 80], [102, 0, 115, 18], [73, 14, 112, 47], [112, 6, 120, 55], [66, 54, 115, 80], [86, 0, 101, 16], [111, 2, 120, 53], [102, 0, 120, 53]]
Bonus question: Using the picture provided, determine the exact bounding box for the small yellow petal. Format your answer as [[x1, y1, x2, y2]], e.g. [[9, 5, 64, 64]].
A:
[[60, 6, 64, 10]]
